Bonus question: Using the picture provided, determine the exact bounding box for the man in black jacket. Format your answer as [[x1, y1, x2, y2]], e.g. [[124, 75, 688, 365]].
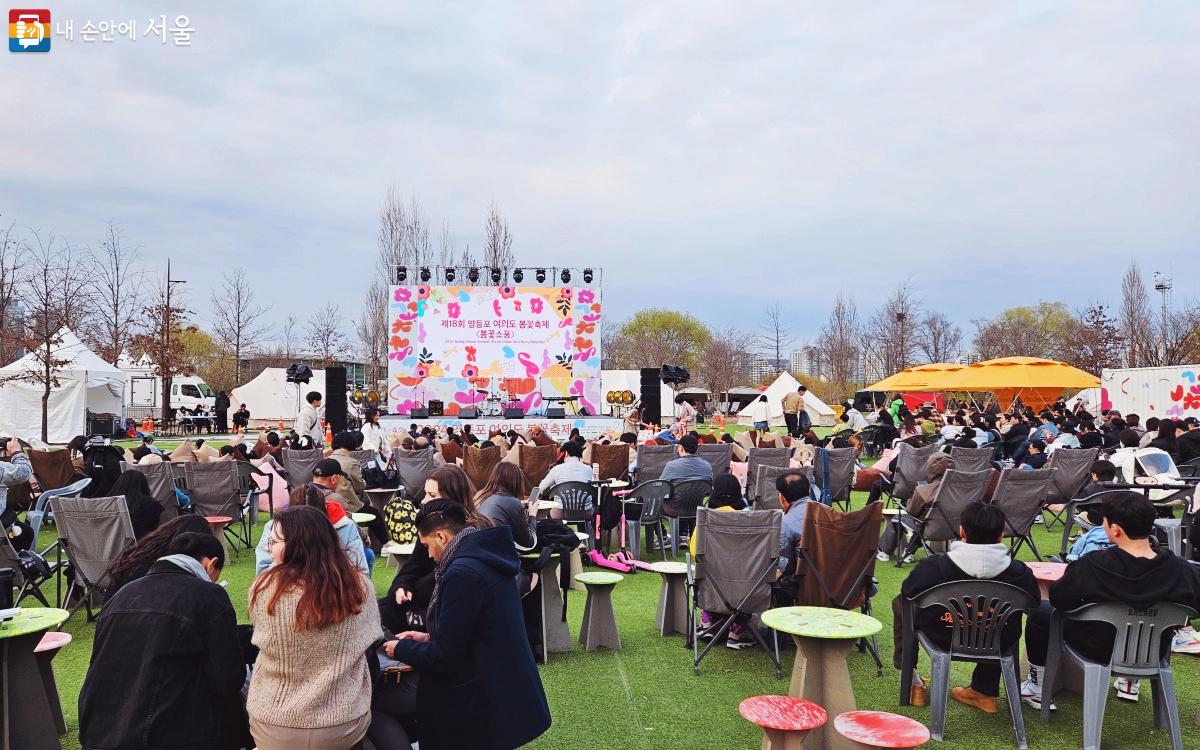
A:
[[79, 532, 251, 750], [1175, 416, 1200, 465], [1021, 491, 1200, 709], [896, 502, 1039, 713]]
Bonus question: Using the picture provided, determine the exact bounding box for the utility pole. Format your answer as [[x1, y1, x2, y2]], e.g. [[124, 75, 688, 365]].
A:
[[160, 259, 187, 423]]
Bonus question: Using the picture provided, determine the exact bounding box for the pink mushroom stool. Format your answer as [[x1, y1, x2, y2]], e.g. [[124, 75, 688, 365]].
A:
[[34, 631, 73, 735], [739, 695, 827, 750], [834, 711, 930, 750]]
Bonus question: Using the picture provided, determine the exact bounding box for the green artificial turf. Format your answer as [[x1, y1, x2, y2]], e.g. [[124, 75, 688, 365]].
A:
[[24, 479, 1200, 750]]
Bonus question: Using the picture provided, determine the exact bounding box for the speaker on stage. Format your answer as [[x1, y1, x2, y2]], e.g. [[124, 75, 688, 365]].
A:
[[640, 367, 662, 425], [325, 366, 348, 433], [410, 408, 429, 419], [459, 408, 478, 419], [428, 400, 444, 417], [504, 407, 525, 420], [546, 407, 566, 419]]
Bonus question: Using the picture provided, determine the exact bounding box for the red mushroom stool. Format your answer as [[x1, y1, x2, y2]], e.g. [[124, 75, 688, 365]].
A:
[[34, 631, 73, 736], [739, 695, 827, 750], [206, 515, 233, 557], [834, 711, 930, 750]]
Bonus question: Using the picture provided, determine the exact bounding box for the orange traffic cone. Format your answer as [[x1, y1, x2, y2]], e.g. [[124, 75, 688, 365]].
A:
[[324, 421, 333, 444]]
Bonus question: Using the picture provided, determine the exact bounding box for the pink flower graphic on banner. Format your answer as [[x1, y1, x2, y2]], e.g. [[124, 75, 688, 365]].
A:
[[465, 346, 477, 362], [394, 288, 412, 303], [415, 364, 429, 378], [447, 302, 461, 319], [391, 318, 413, 334], [499, 286, 516, 299], [417, 286, 430, 300], [493, 299, 504, 317], [575, 321, 595, 335], [514, 300, 522, 312], [530, 296, 544, 314], [578, 289, 594, 304], [461, 364, 479, 378]]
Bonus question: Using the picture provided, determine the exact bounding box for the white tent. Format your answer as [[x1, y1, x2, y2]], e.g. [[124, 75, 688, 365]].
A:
[[232, 367, 327, 425], [600, 370, 676, 419], [736, 371, 837, 427], [0, 328, 127, 443]]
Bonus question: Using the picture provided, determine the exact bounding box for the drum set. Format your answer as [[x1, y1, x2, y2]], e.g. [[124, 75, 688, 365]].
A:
[[467, 380, 523, 417]]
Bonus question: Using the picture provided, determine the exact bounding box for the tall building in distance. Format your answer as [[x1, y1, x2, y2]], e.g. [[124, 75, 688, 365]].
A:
[[788, 345, 823, 379]]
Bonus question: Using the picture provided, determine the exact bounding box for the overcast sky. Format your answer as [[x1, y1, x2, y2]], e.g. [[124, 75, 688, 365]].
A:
[[4, 1, 1197, 351]]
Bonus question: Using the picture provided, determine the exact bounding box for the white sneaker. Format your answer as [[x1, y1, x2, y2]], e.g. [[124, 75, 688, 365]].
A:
[[1020, 665, 1056, 711], [876, 551, 891, 562], [1171, 628, 1200, 655], [1114, 677, 1140, 702]]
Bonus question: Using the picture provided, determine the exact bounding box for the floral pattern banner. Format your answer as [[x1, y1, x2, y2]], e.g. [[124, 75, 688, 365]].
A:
[[387, 284, 602, 417]]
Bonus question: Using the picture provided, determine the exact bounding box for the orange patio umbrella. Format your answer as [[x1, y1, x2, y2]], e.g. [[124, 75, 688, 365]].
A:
[[866, 363, 964, 392], [934, 356, 1099, 410]]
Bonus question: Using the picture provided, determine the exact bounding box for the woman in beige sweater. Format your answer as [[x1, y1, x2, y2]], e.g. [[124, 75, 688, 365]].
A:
[[248, 505, 380, 750]]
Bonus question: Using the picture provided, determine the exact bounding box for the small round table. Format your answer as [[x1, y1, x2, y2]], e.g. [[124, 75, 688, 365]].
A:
[[760, 607, 883, 750], [1026, 561, 1067, 600], [206, 515, 233, 557], [575, 571, 624, 651], [740, 695, 828, 750], [1, 608, 70, 750], [363, 488, 398, 513], [833, 711, 930, 750], [351, 512, 375, 526], [649, 561, 690, 636]]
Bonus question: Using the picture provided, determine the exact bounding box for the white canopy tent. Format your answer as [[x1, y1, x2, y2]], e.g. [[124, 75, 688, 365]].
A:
[[232, 367, 327, 425], [735, 371, 837, 427], [0, 328, 127, 443]]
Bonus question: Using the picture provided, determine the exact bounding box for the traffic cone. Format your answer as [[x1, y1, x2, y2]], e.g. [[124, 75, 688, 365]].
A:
[[324, 421, 333, 444]]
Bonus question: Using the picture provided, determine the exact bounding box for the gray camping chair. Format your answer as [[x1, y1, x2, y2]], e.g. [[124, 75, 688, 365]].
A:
[[1042, 602, 1197, 750], [695, 443, 733, 478], [546, 481, 598, 550], [901, 581, 1038, 748], [183, 462, 246, 552], [898, 468, 991, 565], [623, 480, 671, 561], [348, 449, 376, 467], [282, 447, 323, 489], [686, 507, 783, 676], [1, 530, 55, 607], [393, 448, 441, 502], [1041, 447, 1100, 528], [886, 443, 939, 507], [751, 465, 790, 510], [990, 468, 1055, 560], [812, 446, 856, 510], [26, 477, 92, 541], [122, 462, 178, 522], [949, 446, 995, 474], [49, 495, 135, 620], [746, 447, 792, 500], [665, 479, 712, 557], [636, 444, 678, 483], [236, 461, 274, 529], [1054, 489, 1130, 560]]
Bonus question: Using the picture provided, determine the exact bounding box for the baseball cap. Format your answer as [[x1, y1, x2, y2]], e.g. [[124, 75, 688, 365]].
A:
[[1183, 417, 1199, 428], [312, 458, 345, 478]]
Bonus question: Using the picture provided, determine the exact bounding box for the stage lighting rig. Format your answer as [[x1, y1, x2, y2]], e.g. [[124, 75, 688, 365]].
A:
[[583, 268, 593, 284], [445, 267, 456, 282], [513, 268, 524, 283], [395, 266, 407, 284], [535, 268, 546, 283], [491, 267, 502, 283], [560, 269, 571, 284], [419, 267, 431, 282], [468, 267, 480, 283]]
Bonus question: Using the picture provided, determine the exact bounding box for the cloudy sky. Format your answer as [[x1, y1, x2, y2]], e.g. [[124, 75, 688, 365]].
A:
[[4, 1, 1197, 351]]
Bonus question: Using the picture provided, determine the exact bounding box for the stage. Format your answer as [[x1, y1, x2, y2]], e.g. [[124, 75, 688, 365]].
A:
[[380, 414, 623, 440]]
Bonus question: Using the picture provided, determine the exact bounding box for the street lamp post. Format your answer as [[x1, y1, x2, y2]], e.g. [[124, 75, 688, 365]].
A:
[[161, 258, 187, 423]]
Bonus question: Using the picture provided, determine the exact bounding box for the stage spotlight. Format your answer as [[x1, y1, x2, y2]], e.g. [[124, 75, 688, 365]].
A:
[[513, 268, 524, 283], [468, 267, 479, 283], [560, 269, 571, 284], [445, 267, 456, 282], [395, 266, 407, 284], [491, 267, 502, 283], [583, 268, 593, 284], [535, 268, 547, 283], [419, 267, 431, 282]]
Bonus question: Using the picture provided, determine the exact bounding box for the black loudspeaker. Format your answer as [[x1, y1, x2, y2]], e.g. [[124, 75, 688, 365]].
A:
[[546, 408, 566, 419], [640, 367, 662, 425], [428, 400, 444, 417], [410, 408, 429, 419], [459, 408, 478, 419], [504, 407, 525, 419], [325, 366, 348, 434], [578, 407, 590, 417]]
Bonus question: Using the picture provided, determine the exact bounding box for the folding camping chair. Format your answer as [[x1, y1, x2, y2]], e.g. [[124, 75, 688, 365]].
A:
[[949, 446, 995, 474], [812, 446, 857, 510], [1, 528, 56, 607], [623, 480, 671, 561], [546, 481, 598, 550], [281, 447, 323, 489], [751, 465, 790, 510], [348, 449, 376, 466], [393, 447, 441, 502], [794, 500, 886, 675], [183, 462, 249, 552], [25, 477, 92, 543], [665, 479, 712, 557], [696, 443, 733, 478], [990, 468, 1055, 560], [121, 461, 178, 522], [517, 443, 558, 488], [636, 444, 678, 483], [1040, 447, 1099, 528], [686, 507, 784, 676], [746, 447, 792, 499], [236, 461, 275, 528], [897, 468, 992, 565], [590, 442, 631, 482], [884, 443, 939, 509], [26, 448, 85, 493], [48, 495, 135, 620], [463, 444, 502, 492], [858, 425, 891, 459]]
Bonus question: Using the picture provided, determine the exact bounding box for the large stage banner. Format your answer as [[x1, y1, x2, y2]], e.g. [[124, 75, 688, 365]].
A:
[[387, 284, 602, 416]]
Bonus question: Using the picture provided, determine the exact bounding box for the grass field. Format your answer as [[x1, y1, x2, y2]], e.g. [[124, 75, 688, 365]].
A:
[[22, 451, 1200, 750]]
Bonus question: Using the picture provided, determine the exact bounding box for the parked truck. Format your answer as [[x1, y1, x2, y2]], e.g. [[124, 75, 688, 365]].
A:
[[1087, 365, 1200, 421], [123, 373, 217, 419]]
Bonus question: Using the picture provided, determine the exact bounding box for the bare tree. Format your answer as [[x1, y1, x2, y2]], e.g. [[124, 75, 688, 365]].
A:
[[355, 279, 389, 387], [438, 220, 456, 267], [1067, 303, 1124, 375], [1119, 262, 1156, 368], [816, 292, 861, 401], [458, 242, 476, 268], [0, 222, 26, 364], [131, 263, 192, 423], [85, 221, 144, 365], [306, 302, 347, 364], [280, 315, 300, 359], [758, 303, 794, 371], [482, 200, 515, 271], [914, 311, 963, 364], [210, 268, 270, 386], [698, 328, 756, 410], [863, 283, 921, 380], [12, 231, 95, 440], [376, 188, 436, 282]]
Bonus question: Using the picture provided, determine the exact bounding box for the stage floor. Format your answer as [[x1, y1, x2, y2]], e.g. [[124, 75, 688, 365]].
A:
[[380, 414, 623, 440]]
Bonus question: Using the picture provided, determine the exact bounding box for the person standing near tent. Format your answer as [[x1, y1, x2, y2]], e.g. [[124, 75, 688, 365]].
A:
[[748, 394, 770, 431], [674, 394, 696, 432], [214, 390, 231, 433], [295, 391, 325, 447], [782, 386, 804, 437]]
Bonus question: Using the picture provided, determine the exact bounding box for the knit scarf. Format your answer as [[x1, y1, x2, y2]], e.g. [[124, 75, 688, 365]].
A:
[[426, 525, 479, 624]]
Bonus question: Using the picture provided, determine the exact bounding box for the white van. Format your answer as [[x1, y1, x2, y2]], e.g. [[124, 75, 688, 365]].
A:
[[125, 374, 216, 414]]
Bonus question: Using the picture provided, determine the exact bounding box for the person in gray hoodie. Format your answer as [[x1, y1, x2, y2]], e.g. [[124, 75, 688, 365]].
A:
[[893, 502, 1039, 713]]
